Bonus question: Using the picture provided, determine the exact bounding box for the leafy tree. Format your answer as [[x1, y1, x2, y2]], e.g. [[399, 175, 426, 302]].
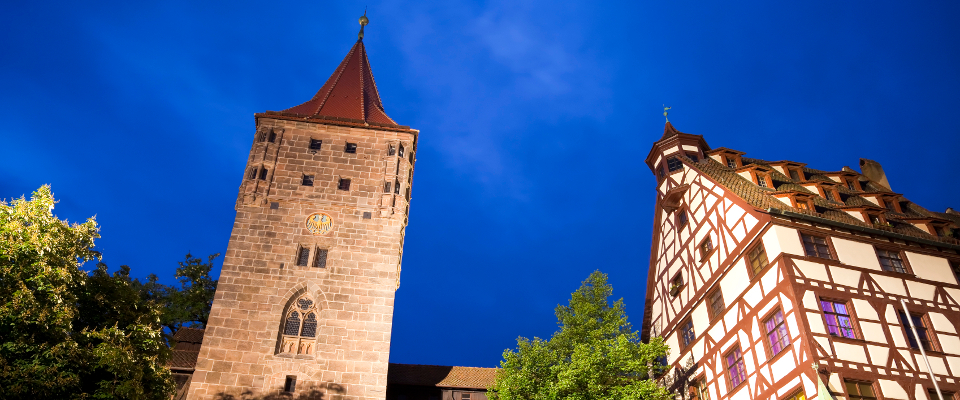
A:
[[0, 186, 174, 399], [489, 271, 672, 400], [136, 253, 219, 335]]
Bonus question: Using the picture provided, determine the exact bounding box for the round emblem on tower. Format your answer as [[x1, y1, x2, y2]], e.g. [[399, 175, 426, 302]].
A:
[[305, 212, 333, 235]]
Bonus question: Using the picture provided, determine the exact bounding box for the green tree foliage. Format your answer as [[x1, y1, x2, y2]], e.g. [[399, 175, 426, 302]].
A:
[[0, 186, 174, 399], [489, 271, 672, 400], [136, 253, 219, 335]]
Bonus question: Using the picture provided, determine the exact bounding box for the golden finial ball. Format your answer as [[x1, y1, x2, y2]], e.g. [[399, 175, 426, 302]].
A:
[[359, 15, 369, 26]]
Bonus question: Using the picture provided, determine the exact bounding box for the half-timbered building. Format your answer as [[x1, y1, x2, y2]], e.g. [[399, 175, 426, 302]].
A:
[[643, 121, 960, 400]]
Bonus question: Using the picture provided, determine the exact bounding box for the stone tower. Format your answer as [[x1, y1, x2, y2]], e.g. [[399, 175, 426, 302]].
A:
[[187, 17, 417, 400]]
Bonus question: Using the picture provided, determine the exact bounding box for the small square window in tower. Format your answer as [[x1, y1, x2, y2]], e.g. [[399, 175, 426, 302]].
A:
[[394, 179, 400, 194], [248, 168, 258, 180], [388, 144, 396, 156], [301, 175, 315, 186], [268, 132, 277, 143], [398, 144, 405, 158], [259, 168, 268, 180], [383, 181, 392, 193], [338, 178, 351, 191], [256, 131, 267, 142], [309, 139, 322, 150], [666, 157, 683, 172], [296, 246, 310, 267], [284, 376, 297, 393], [344, 143, 357, 153], [313, 248, 328, 268]]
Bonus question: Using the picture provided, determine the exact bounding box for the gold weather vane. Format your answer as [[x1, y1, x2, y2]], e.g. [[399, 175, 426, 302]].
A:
[[358, 9, 369, 39], [663, 105, 671, 123]]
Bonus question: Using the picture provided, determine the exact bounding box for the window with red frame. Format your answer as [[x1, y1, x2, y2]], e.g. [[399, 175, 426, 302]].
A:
[[876, 248, 907, 273], [801, 233, 832, 259], [764, 309, 791, 356], [756, 173, 768, 188], [748, 243, 768, 277], [725, 347, 747, 387], [845, 381, 878, 400], [897, 311, 936, 352], [677, 210, 688, 228], [821, 299, 856, 339], [699, 236, 713, 260]]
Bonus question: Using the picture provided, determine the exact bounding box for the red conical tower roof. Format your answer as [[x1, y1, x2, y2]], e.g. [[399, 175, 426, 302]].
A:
[[281, 38, 399, 127]]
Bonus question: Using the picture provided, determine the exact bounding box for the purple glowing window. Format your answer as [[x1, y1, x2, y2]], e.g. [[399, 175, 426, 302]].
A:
[[726, 347, 746, 387], [764, 310, 791, 355], [821, 300, 856, 339]]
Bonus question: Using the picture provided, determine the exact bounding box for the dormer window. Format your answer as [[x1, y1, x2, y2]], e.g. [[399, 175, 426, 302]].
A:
[[727, 158, 737, 168], [687, 153, 699, 162], [667, 157, 683, 172], [756, 173, 770, 188], [789, 169, 801, 181], [797, 201, 809, 210], [844, 178, 861, 191]]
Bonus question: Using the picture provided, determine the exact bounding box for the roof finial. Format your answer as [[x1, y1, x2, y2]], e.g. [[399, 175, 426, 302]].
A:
[[358, 9, 368, 40], [663, 105, 671, 123]]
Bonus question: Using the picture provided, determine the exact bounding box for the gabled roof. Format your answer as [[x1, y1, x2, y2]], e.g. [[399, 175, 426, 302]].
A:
[[387, 363, 498, 390], [276, 38, 398, 127]]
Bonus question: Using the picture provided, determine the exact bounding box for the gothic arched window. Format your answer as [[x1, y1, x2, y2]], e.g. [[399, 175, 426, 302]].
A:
[[280, 296, 319, 356]]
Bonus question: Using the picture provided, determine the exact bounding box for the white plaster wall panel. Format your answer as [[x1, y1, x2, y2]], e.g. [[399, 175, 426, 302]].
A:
[[843, 210, 866, 222], [732, 221, 747, 242], [726, 204, 745, 226], [694, 206, 707, 229], [730, 384, 751, 400], [738, 171, 753, 182], [659, 179, 670, 193], [905, 252, 958, 285], [720, 261, 751, 309], [801, 374, 816, 400], [703, 179, 715, 190], [705, 193, 719, 211], [851, 299, 879, 321], [905, 280, 936, 301], [760, 264, 780, 298], [681, 144, 699, 152], [755, 291, 777, 317], [931, 311, 957, 333], [779, 293, 795, 314], [862, 196, 880, 206], [912, 354, 933, 373], [829, 266, 862, 288], [709, 154, 723, 163], [692, 337, 705, 360], [947, 356, 960, 377], [914, 384, 928, 400], [923, 354, 949, 375], [769, 350, 797, 383], [937, 334, 960, 356], [771, 225, 804, 257], [872, 274, 908, 296], [666, 333, 680, 364], [807, 312, 827, 334], [762, 229, 784, 260], [744, 214, 759, 231], [785, 313, 800, 346], [777, 377, 802, 398], [833, 342, 869, 364], [947, 288, 960, 304], [866, 345, 889, 367], [832, 238, 884, 272], [814, 336, 832, 357], [878, 380, 909, 400], [724, 230, 737, 257], [860, 321, 886, 343], [708, 318, 726, 342], [794, 259, 830, 281], [802, 290, 818, 310], [897, 349, 915, 369]]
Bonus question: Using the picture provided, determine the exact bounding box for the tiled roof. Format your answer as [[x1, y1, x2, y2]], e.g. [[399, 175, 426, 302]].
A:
[[275, 38, 398, 127], [387, 363, 498, 390], [170, 350, 200, 370], [675, 138, 960, 248], [173, 327, 205, 344]]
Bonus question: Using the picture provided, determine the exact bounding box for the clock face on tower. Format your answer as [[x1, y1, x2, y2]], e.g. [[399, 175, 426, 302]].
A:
[[305, 212, 333, 235]]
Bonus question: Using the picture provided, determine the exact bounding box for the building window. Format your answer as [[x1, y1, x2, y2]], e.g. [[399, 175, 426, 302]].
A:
[[677, 210, 688, 228], [280, 296, 319, 355], [338, 178, 351, 191], [951, 261, 960, 285], [394, 179, 401, 195], [846, 179, 859, 191], [821, 300, 856, 339], [845, 381, 878, 400], [313, 248, 328, 268], [257, 131, 267, 142], [784, 390, 806, 400], [726, 158, 737, 168], [699, 236, 713, 260], [398, 144, 405, 158], [670, 273, 683, 298], [756, 173, 768, 188], [797, 200, 809, 210], [344, 143, 358, 153], [248, 168, 258, 179], [309, 139, 322, 150], [284, 376, 297, 393], [384, 181, 392, 193], [875, 248, 907, 273], [725, 346, 746, 387], [789, 169, 800, 181], [708, 290, 724, 321], [801, 233, 832, 259], [680, 319, 696, 349], [829, 190, 841, 202], [882, 198, 896, 211], [657, 165, 666, 181], [406, 186, 411, 201], [696, 378, 710, 400], [764, 309, 791, 356], [667, 157, 683, 172], [897, 311, 936, 352], [928, 390, 955, 400], [388, 144, 396, 156], [268, 132, 277, 143], [301, 175, 314, 186], [410, 151, 415, 163], [296, 246, 310, 267], [461, 394, 472, 400], [748, 243, 768, 277], [867, 214, 882, 226], [259, 168, 268, 180], [688, 153, 699, 162]]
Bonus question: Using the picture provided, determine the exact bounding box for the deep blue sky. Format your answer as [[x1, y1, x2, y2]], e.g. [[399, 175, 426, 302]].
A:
[[3, 1, 960, 368]]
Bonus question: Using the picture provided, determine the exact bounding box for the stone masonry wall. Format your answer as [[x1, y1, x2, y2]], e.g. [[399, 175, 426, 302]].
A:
[[186, 117, 417, 400]]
